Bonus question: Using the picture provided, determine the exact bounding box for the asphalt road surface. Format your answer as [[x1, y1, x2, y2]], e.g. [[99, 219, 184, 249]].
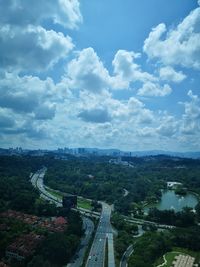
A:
[[86, 202, 115, 267], [31, 169, 115, 267], [67, 217, 94, 267], [31, 167, 62, 206], [31, 168, 97, 267], [120, 245, 134, 267]]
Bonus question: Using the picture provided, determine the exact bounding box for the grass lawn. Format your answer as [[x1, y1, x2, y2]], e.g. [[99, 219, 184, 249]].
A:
[[77, 197, 92, 210], [45, 187, 93, 210], [154, 248, 200, 267], [45, 187, 63, 200], [165, 252, 182, 267], [172, 247, 200, 263]]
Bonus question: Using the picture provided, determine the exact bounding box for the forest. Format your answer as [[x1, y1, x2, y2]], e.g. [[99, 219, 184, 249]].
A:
[[43, 155, 200, 215], [0, 155, 82, 267], [128, 226, 200, 267]]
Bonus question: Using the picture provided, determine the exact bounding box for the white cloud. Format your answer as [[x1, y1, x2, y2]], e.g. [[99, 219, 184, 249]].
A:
[[185, 90, 200, 119], [0, 73, 56, 119], [180, 90, 200, 135], [157, 115, 178, 137], [58, 0, 82, 29], [0, 0, 82, 29], [112, 50, 141, 78], [66, 48, 111, 93], [137, 82, 172, 97], [0, 108, 15, 129], [0, 25, 74, 72], [144, 6, 200, 69], [104, 96, 154, 125], [78, 107, 111, 123], [159, 66, 186, 83], [112, 50, 156, 89], [136, 127, 156, 138], [0, 0, 81, 73], [128, 97, 145, 111], [0, 0, 199, 152]]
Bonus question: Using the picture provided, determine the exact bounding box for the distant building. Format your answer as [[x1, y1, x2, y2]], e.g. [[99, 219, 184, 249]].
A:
[[171, 254, 198, 267], [109, 157, 134, 167], [54, 216, 67, 225], [87, 174, 94, 179], [167, 181, 182, 188], [1, 210, 67, 233], [62, 195, 77, 209], [6, 233, 44, 261], [77, 148, 86, 154]]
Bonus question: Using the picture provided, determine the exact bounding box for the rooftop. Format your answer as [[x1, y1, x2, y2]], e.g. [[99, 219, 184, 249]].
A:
[[1, 210, 68, 232], [7, 233, 44, 258]]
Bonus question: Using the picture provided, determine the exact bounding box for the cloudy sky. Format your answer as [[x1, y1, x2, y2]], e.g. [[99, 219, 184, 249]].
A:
[[0, 0, 200, 151]]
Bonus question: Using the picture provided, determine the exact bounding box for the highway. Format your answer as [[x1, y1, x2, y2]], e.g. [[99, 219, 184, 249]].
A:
[[86, 202, 115, 267], [125, 217, 176, 229], [31, 168, 115, 267], [67, 217, 94, 267], [120, 245, 134, 267], [31, 167, 62, 206], [31, 168, 95, 267], [31, 168, 176, 267]]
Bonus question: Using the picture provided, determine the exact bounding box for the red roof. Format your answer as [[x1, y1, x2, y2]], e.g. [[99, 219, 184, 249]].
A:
[[54, 217, 67, 225]]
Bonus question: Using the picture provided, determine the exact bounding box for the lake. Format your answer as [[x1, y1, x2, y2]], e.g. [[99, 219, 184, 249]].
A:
[[144, 190, 198, 213]]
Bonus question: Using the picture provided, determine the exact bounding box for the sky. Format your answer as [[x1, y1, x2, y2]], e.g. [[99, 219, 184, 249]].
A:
[[0, 0, 200, 152]]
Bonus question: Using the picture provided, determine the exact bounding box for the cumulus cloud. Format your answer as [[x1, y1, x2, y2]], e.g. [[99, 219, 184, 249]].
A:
[[66, 48, 158, 93], [73, 88, 155, 129], [112, 50, 156, 89], [112, 50, 141, 78], [0, 25, 74, 72], [137, 82, 172, 97], [128, 97, 154, 123], [128, 97, 145, 111], [78, 107, 111, 123], [159, 66, 186, 83], [180, 90, 200, 135], [105, 96, 154, 125], [34, 104, 56, 120], [0, 0, 82, 29], [144, 6, 200, 69], [157, 115, 178, 137], [0, 0, 80, 73], [0, 109, 15, 129], [0, 73, 56, 119], [67, 48, 111, 93], [0, 0, 82, 143], [0, 105, 50, 142], [136, 127, 156, 138], [0, 1, 199, 151]]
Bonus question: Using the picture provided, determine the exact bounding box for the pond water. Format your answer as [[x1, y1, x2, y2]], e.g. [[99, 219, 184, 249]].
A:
[[145, 190, 198, 213]]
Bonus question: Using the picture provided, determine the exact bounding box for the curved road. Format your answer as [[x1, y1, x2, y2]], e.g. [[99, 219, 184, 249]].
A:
[[31, 168, 116, 267], [120, 245, 134, 267], [31, 168, 95, 267]]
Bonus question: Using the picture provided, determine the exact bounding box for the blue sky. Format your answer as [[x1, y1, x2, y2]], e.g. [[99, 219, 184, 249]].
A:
[[0, 0, 200, 152]]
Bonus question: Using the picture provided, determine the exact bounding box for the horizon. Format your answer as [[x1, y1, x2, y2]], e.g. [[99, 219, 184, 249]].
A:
[[1, 146, 200, 155], [0, 0, 200, 152]]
